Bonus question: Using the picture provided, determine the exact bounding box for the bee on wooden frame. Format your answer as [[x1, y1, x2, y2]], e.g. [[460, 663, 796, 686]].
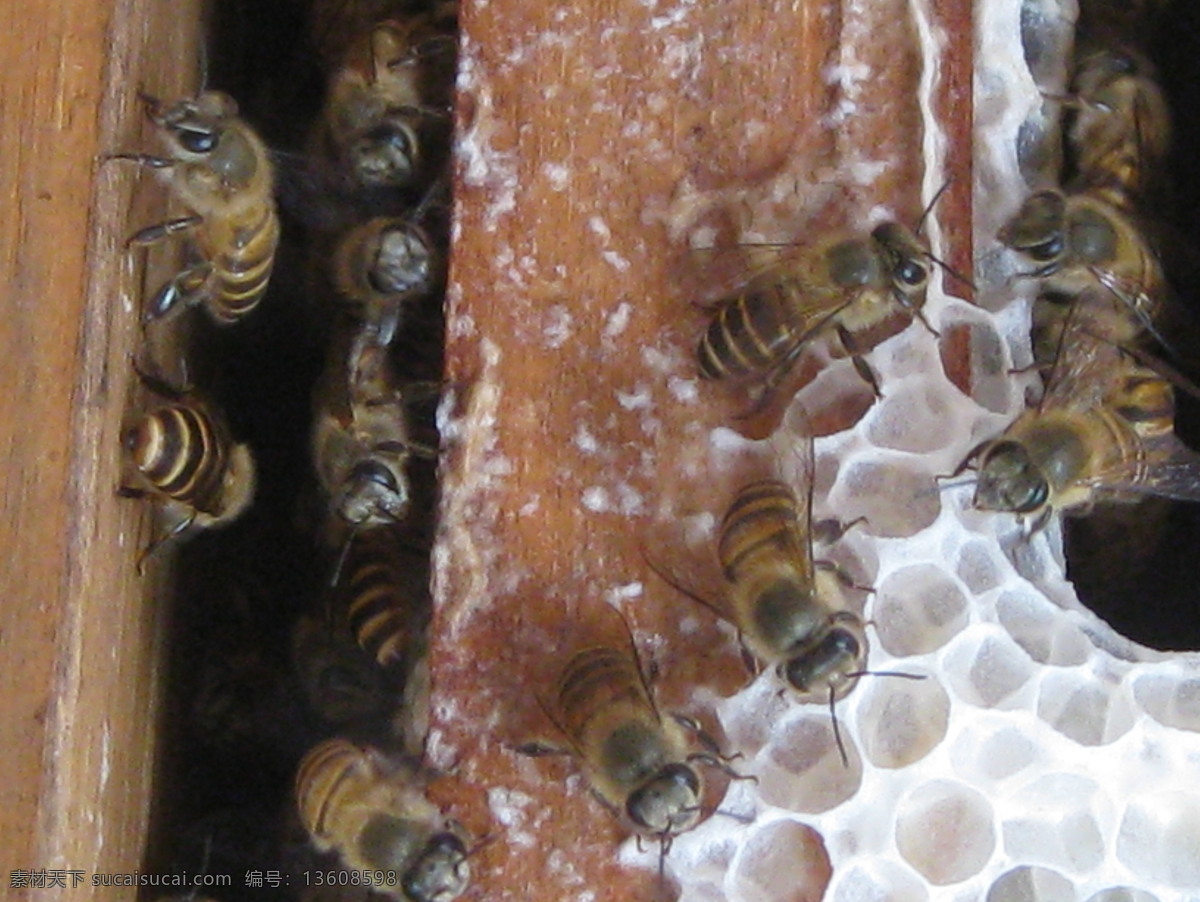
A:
[[331, 211, 448, 346], [312, 2, 458, 196], [109, 91, 281, 325], [119, 368, 256, 570], [695, 189, 958, 414], [311, 322, 439, 542], [959, 301, 1200, 532], [295, 738, 470, 902], [517, 605, 747, 852]]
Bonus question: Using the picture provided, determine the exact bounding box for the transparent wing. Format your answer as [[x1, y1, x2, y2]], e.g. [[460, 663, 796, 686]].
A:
[[1085, 435, 1200, 502]]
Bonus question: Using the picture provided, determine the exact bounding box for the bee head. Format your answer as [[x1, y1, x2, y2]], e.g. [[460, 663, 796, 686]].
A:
[[627, 763, 702, 837], [401, 831, 470, 902], [350, 118, 420, 187], [370, 222, 435, 295], [780, 611, 868, 701], [872, 222, 931, 307], [1000, 190, 1067, 266], [339, 458, 409, 526], [975, 440, 1050, 513]]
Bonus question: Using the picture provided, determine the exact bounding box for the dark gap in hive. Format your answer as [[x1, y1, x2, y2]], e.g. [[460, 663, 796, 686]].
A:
[[1062, 3, 1200, 652], [138, 0, 450, 893]]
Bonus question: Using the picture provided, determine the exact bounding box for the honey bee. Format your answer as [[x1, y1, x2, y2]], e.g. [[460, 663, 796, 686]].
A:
[[334, 527, 431, 670], [291, 611, 391, 726], [314, 3, 457, 194], [1064, 45, 1172, 200], [999, 187, 1167, 345], [331, 214, 447, 345], [648, 444, 869, 706], [964, 318, 1200, 532], [120, 375, 256, 568], [312, 326, 438, 538], [520, 614, 743, 846], [295, 738, 470, 902], [110, 91, 280, 325], [697, 219, 939, 402]]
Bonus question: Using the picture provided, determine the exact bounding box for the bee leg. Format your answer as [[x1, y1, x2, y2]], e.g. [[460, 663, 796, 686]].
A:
[[815, 559, 874, 595], [126, 215, 203, 248], [812, 515, 868, 545], [104, 152, 175, 169], [144, 262, 215, 323], [836, 324, 883, 398], [116, 485, 149, 500], [136, 510, 196, 575], [672, 714, 745, 765]]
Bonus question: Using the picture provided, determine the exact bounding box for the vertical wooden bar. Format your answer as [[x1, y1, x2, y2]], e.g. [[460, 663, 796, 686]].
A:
[[0, 0, 202, 896]]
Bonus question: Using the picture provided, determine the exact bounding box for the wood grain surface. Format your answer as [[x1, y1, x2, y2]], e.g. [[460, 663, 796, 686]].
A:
[[0, 0, 202, 895], [430, 0, 971, 898], [0, 0, 969, 898]]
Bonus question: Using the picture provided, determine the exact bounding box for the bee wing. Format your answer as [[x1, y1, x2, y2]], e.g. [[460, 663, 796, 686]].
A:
[[1037, 296, 1139, 413], [1086, 435, 1200, 502], [644, 403, 818, 621]]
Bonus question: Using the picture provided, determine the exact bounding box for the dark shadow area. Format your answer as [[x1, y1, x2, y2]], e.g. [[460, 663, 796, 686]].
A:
[[1064, 0, 1200, 653]]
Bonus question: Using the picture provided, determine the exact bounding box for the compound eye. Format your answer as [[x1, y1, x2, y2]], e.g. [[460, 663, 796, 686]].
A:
[[179, 129, 218, 154], [896, 259, 927, 287], [1029, 235, 1063, 263]]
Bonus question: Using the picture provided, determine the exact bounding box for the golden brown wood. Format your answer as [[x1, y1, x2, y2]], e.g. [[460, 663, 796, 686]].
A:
[[0, 0, 202, 895], [432, 0, 972, 898]]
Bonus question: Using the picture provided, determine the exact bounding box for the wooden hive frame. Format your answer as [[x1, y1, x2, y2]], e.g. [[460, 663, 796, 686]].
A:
[[0, 0, 970, 898]]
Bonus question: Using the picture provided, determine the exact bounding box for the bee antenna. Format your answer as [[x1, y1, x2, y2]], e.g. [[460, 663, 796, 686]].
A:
[[329, 520, 364, 588], [928, 252, 976, 293], [828, 685, 849, 768], [915, 179, 952, 236], [846, 668, 926, 681]]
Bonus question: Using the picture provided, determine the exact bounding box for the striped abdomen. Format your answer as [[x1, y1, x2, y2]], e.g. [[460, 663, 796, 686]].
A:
[[698, 282, 809, 379], [205, 201, 280, 324], [1108, 368, 1173, 441], [295, 738, 370, 845], [718, 480, 811, 583], [126, 401, 229, 514], [341, 533, 428, 668], [555, 645, 653, 748]]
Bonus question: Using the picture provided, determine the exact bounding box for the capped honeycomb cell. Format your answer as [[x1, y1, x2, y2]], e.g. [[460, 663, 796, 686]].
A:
[[1036, 670, 1136, 746], [949, 720, 1039, 784], [856, 672, 949, 768], [1001, 775, 1108, 873], [865, 379, 970, 455], [944, 630, 1036, 708], [831, 457, 941, 539], [1131, 674, 1200, 733], [1116, 792, 1200, 889], [729, 819, 831, 902], [873, 564, 970, 657], [956, 540, 1006, 594], [895, 780, 996, 885], [937, 317, 1012, 414], [752, 714, 862, 814], [986, 865, 1076, 902], [996, 589, 1091, 666], [1084, 889, 1160, 902], [830, 858, 929, 902]]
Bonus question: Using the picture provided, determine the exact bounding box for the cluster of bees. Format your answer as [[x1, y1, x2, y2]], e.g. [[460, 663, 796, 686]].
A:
[[106, 0, 1197, 896], [113, 1, 470, 899], [969, 0, 1200, 535]]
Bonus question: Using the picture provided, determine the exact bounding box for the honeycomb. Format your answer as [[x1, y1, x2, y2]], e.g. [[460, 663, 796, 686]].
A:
[[428, 0, 1200, 899]]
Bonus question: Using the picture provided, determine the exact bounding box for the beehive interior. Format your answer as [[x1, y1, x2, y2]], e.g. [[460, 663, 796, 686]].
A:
[[45, 0, 1200, 898]]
